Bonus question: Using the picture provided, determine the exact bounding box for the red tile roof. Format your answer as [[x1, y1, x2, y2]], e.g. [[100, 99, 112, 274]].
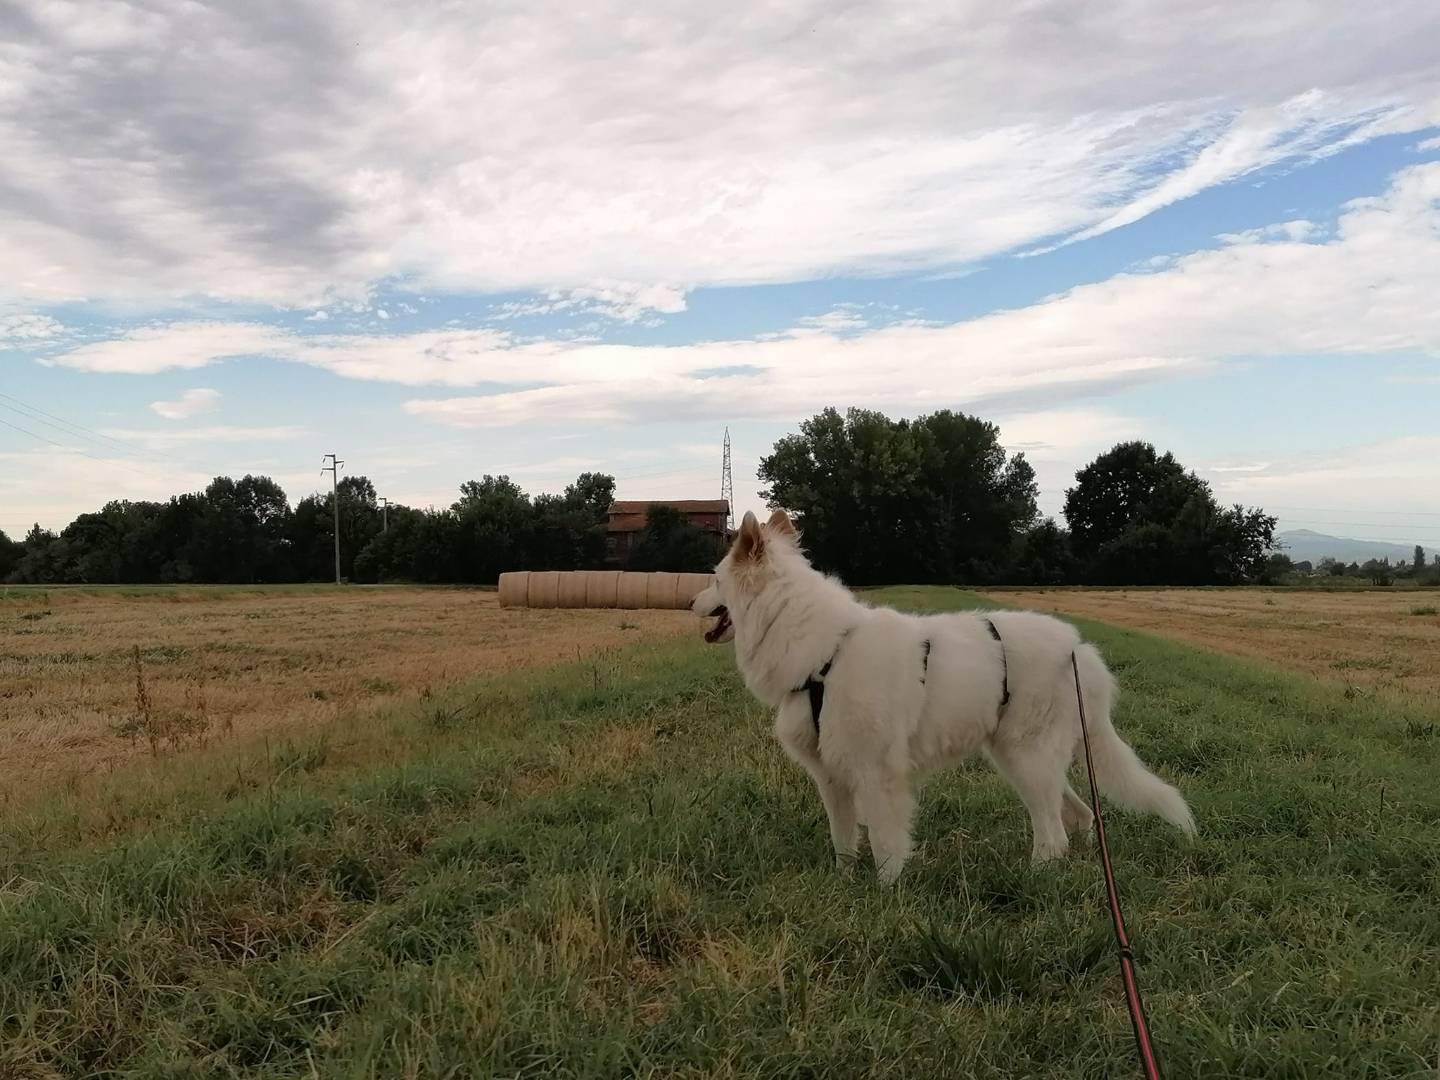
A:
[[606, 499, 731, 534], [609, 500, 730, 514]]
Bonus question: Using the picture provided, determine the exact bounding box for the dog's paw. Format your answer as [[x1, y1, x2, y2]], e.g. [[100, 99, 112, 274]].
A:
[[1029, 842, 1069, 865]]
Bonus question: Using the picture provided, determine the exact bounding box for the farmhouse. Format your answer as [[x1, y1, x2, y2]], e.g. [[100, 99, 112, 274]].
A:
[[605, 499, 731, 565]]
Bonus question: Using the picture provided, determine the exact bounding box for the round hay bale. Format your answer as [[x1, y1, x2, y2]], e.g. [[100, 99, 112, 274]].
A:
[[557, 571, 589, 609], [498, 571, 530, 607], [585, 570, 621, 608], [529, 571, 560, 609], [616, 572, 649, 610], [674, 573, 714, 610], [646, 572, 680, 609]]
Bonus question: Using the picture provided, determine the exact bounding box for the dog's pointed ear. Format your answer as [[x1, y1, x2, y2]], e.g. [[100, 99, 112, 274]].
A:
[[766, 508, 797, 538], [734, 510, 765, 562]]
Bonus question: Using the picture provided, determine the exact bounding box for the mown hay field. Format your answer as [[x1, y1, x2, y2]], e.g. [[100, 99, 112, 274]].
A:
[[2, 586, 1438, 1077], [985, 587, 1440, 698], [0, 586, 692, 803]]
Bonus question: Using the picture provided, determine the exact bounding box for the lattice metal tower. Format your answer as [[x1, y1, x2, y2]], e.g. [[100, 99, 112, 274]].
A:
[[720, 427, 734, 529]]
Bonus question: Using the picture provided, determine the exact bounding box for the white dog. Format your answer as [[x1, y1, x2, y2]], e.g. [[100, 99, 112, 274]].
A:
[[693, 510, 1195, 883]]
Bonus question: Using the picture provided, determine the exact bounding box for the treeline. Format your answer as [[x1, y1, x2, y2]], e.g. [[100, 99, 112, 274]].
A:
[[4, 406, 1289, 587], [1271, 549, 1440, 587], [758, 408, 1278, 586], [0, 472, 625, 585]]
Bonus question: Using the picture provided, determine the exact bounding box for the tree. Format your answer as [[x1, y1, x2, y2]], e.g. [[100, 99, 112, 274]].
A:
[[61, 500, 167, 583], [0, 529, 20, 581], [758, 407, 1038, 584], [1415, 546, 1426, 573], [1361, 558, 1393, 586], [1063, 442, 1276, 585], [528, 473, 616, 571], [188, 476, 293, 582], [452, 475, 535, 583], [1259, 552, 1294, 584], [1010, 519, 1075, 585], [10, 525, 66, 583], [627, 505, 724, 572], [353, 505, 458, 583]]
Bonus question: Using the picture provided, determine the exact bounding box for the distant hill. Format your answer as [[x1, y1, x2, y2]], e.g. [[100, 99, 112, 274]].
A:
[[1276, 529, 1421, 565]]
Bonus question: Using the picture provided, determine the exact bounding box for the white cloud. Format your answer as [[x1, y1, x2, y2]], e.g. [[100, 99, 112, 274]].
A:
[[793, 308, 871, 334], [99, 424, 305, 448], [148, 387, 221, 420], [53, 322, 289, 373], [44, 163, 1440, 429], [1, 3, 1438, 307], [1207, 462, 1273, 474], [1217, 220, 1317, 244], [0, 313, 64, 344]]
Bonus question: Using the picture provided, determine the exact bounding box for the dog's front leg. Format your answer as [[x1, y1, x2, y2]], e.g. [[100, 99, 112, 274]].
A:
[[810, 766, 859, 867], [774, 700, 858, 867]]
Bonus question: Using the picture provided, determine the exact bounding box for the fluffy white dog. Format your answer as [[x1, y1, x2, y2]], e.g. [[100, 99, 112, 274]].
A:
[[693, 510, 1195, 883]]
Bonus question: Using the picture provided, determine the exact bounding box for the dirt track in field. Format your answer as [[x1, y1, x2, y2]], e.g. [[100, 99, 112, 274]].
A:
[[1, 588, 695, 799], [985, 588, 1440, 696]]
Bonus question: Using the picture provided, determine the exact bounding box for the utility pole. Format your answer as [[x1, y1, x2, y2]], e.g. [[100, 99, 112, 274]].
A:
[[379, 496, 389, 533], [321, 453, 344, 583]]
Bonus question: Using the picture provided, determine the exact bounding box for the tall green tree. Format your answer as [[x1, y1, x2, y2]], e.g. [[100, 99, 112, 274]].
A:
[[1063, 442, 1276, 584], [758, 407, 1037, 584], [452, 475, 535, 583], [0, 528, 20, 581], [627, 505, 724, 572]]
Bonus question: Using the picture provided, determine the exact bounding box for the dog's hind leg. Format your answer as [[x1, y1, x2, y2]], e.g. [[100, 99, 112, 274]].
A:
[[988, 741, 1070, 864], [855, 779, 915, 885], [1061, 783, 1094, 839]]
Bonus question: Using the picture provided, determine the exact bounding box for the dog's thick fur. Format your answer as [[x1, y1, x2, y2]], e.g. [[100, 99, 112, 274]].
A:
[[693, 510, 1195, 883]]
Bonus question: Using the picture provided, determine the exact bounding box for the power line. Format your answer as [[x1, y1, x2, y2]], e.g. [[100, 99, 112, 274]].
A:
[[0, 415, 177, 482], [0, 393, 173, 460], [1275, 518, 1440, 531], [1265, 504, 1440, 517], [0, 392, 238, 476]]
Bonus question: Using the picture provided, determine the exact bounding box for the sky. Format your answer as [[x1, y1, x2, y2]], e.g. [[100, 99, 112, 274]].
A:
[[2, 1, 1440, 549]]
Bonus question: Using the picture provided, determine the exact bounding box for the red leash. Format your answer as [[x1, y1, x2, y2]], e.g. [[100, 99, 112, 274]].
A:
[[1071, 652, 1164, 1080]]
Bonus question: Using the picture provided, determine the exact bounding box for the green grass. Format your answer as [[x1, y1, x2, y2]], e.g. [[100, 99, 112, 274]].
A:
[[3, 587, 1439, 1078]]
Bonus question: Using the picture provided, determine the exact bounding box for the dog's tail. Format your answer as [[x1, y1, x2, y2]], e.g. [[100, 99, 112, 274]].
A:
[[1072, 644, 1196, 836]]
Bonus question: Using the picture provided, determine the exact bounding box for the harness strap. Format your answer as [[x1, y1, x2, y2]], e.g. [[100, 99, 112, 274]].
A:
[[985, 617, 1011, 707], [796, 630, 851, 734]]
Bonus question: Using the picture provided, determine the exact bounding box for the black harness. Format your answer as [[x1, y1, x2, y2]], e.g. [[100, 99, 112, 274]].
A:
[[984, 617, 1012, 707], [798, 617, 1011, 734], [798, 630, 850, 734]]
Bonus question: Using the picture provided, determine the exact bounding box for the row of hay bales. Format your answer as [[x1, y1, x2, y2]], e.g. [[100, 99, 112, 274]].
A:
[[498, 570, 715, 610]]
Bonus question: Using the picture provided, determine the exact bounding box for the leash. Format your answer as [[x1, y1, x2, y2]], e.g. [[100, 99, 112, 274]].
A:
[[1072, 651, 1164, 1080]]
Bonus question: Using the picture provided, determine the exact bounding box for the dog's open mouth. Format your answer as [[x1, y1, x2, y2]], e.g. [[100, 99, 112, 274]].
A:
[[703, 605, 731, 644]]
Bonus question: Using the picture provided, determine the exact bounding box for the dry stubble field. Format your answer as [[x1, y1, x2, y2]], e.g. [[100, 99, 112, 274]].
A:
[[0, 586, 692, 802], [987, 587, 1440, 697]]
